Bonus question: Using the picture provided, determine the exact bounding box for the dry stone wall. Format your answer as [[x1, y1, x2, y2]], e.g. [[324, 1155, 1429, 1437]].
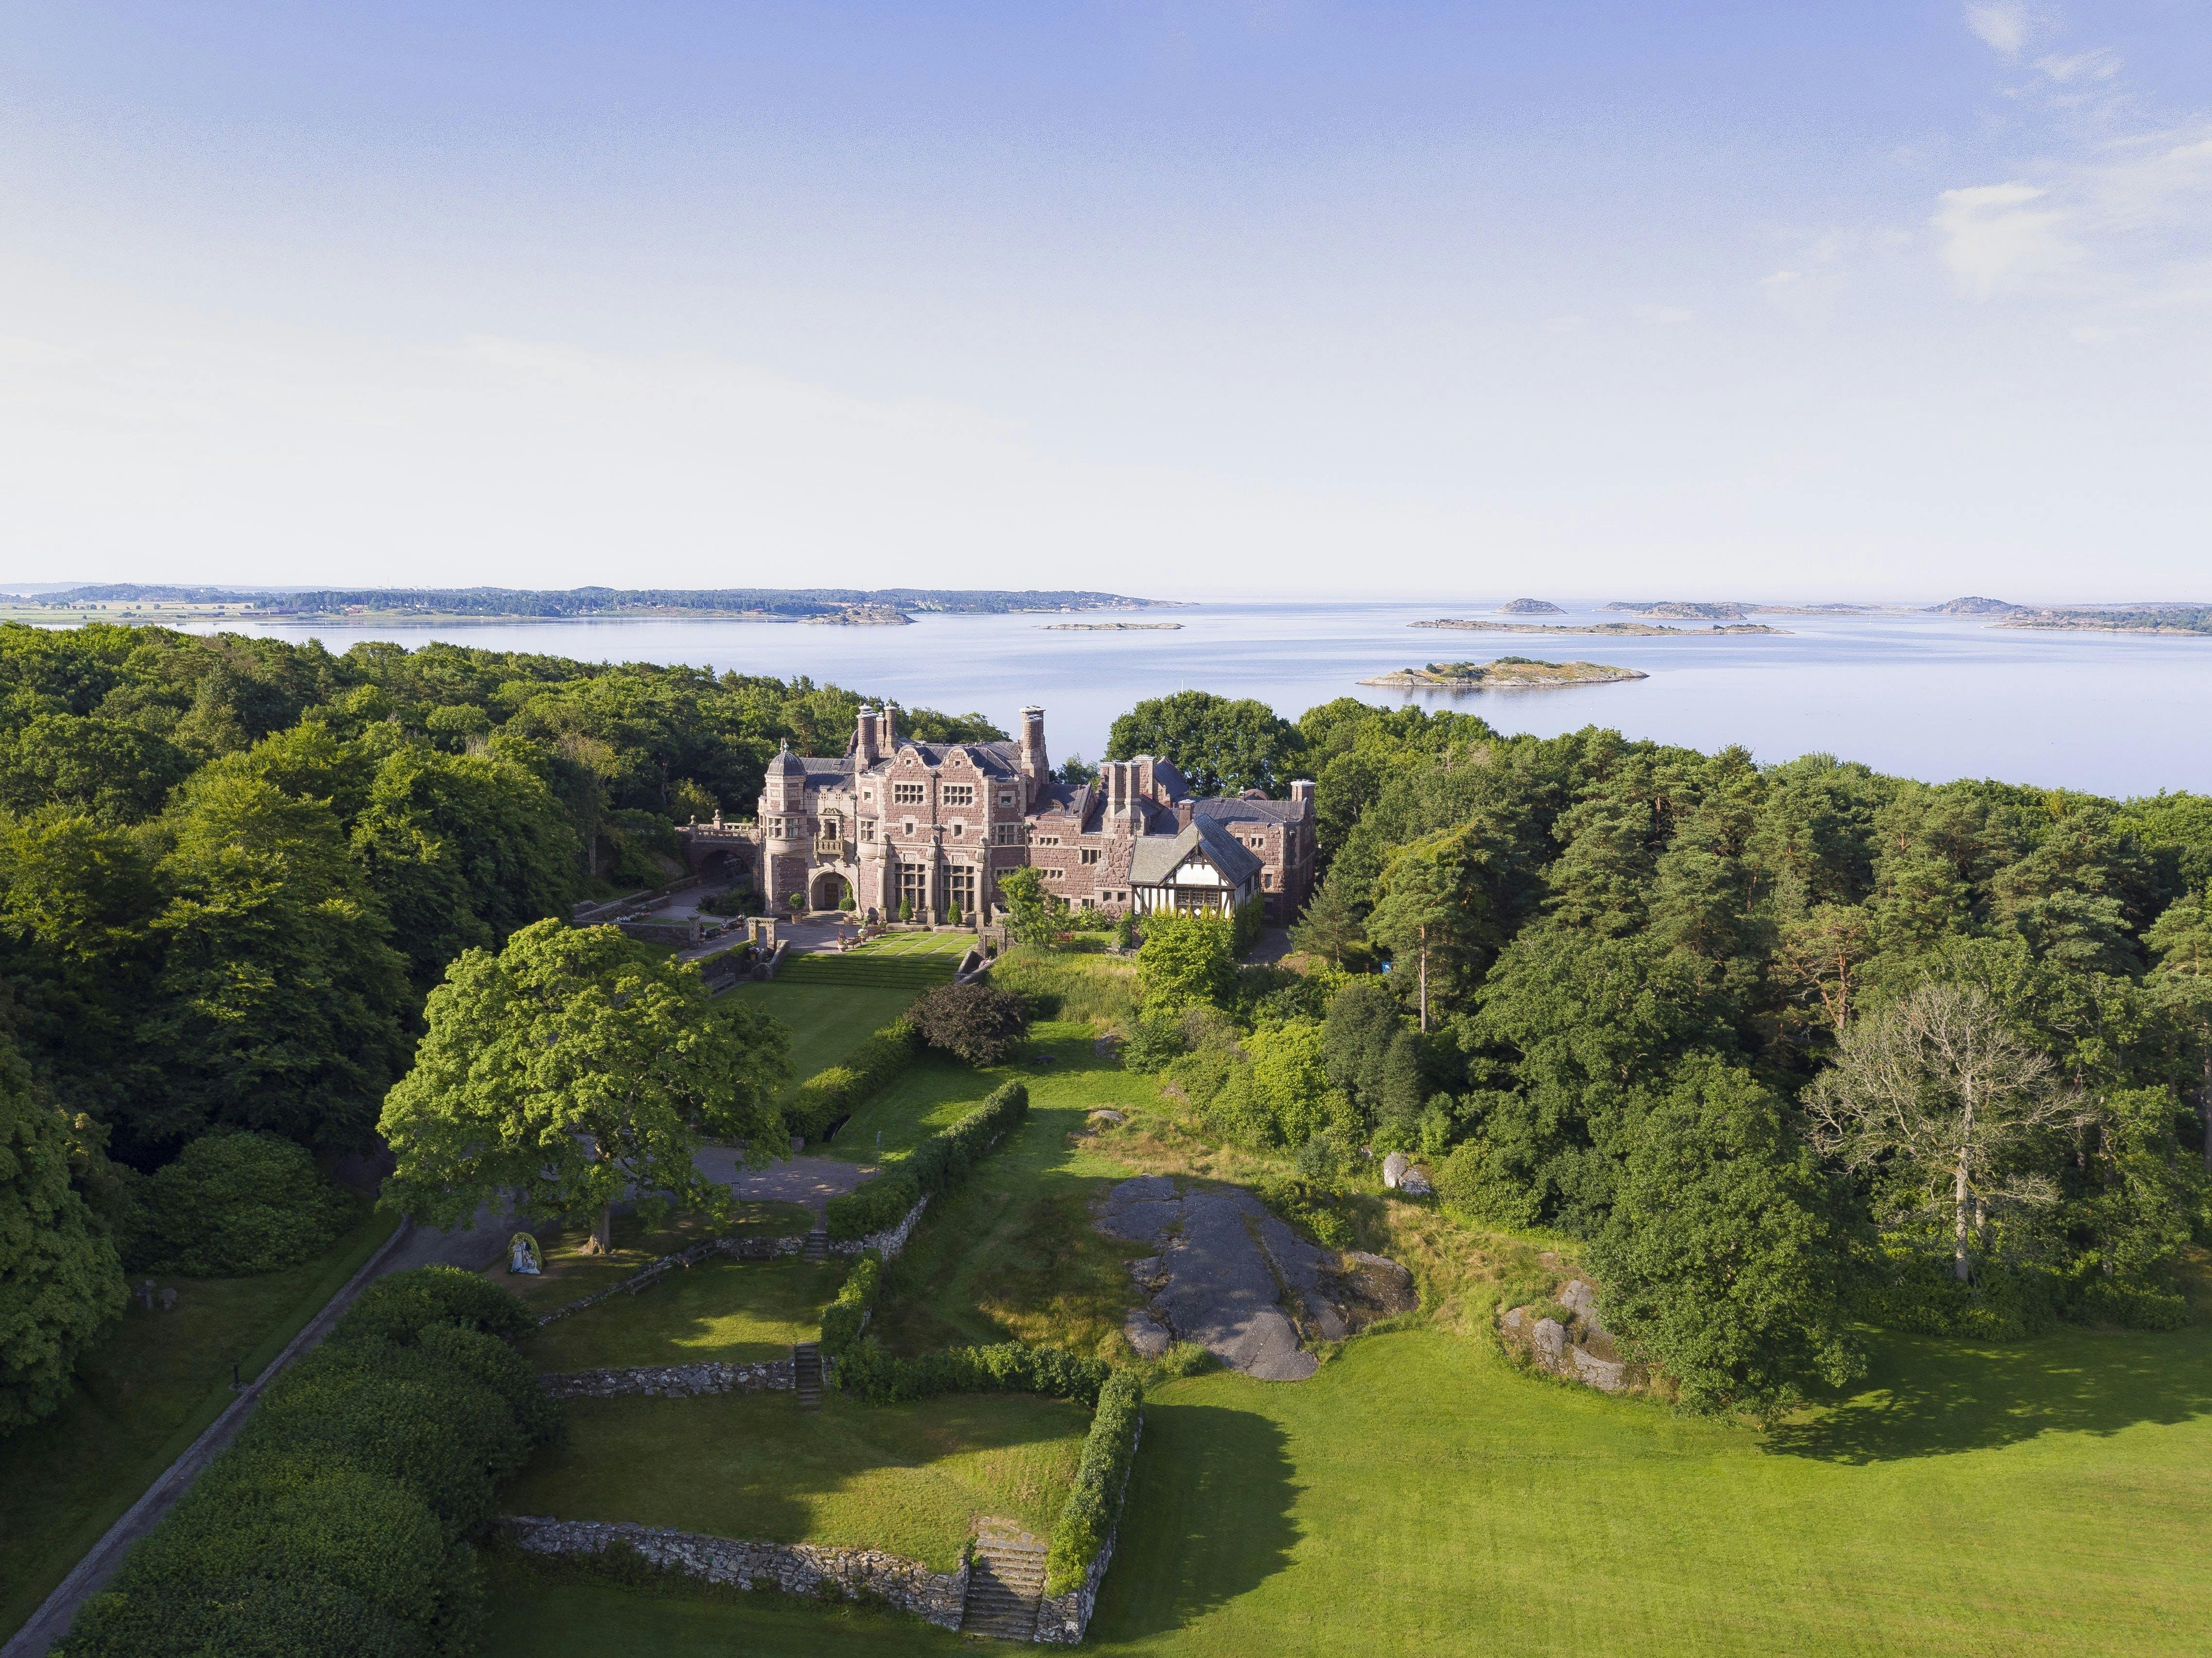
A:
[[539, 1359, 794, 1399], [829, 1194, 929, 1259], [503, 1516, 967, 1629]]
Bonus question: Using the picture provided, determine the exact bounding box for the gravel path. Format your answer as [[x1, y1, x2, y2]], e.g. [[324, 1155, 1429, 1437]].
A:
[[1097, 1175, 1321, 1381], [690, 1150, 876, 1216]]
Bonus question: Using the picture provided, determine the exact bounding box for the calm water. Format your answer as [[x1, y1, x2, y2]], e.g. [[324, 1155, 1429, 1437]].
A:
[[187, 600, 2212, 799]]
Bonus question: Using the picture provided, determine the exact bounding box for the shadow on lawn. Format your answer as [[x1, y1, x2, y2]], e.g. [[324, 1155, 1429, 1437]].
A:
[[1087, 1403, 1298, 1641], [1768, 1324, 2212, 1464]]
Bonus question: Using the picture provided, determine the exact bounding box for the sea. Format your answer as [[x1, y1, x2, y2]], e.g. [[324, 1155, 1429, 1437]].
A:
[[180, 599, 2212, 800]]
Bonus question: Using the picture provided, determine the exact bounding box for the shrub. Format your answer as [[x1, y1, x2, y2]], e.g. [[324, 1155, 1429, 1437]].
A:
[[1855, 1244, 2060, 1341], [1119, 1015, 1187, 1074], [1257, 1174, 1355, 1250], [826, 1082, 1028, 1241], [785, 1018, 921, 1142], [1043, 1371, 1144, 1595], [58, 1576, 432, 1658], [911, 982, 1030, 1065], [332, 1262, 536, 1349], [825, 1171, 921, 1242], [835, 1338, 1107, 1407], [819, 1256, 881, 1359], [132, 1130, 353, 1276]]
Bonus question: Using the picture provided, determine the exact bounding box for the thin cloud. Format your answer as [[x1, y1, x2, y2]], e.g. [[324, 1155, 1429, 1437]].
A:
[[1965, 2, 2032, 56], [1932, 182, 2075, 297]]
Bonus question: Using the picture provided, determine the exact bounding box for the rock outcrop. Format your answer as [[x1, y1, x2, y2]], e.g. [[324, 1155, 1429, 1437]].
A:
[[1501, 1276, 1634, 1395]]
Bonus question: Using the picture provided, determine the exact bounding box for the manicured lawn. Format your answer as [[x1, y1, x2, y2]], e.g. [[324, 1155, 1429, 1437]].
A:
[[523, 1258, 847, 1371], [481, 1564, 971, 1658], [484, 1320, 2212, 1657], [500, 1387, 1091, 1572], [726, 979, 919, 1101], [848, 931, 976, 959], [489, 1202, 815, 1313], [0, 1205, 399, 1641]]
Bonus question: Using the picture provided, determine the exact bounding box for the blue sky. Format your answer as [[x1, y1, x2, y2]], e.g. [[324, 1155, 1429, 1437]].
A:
[[2, 2, 2206, 600]]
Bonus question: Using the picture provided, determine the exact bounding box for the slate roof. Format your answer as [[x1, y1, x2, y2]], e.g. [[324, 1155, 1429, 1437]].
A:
[[1193, 796, 1309, 826], [862, 741, 1024, 777], [1127, 819, 1263, 888]]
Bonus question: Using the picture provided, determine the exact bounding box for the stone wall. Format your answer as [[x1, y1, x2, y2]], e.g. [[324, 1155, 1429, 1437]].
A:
[[536, 1233, 805, 1328], [503, 1516, 967, 1631], [1033, 1418, 1142, 1645], [829, 1194, 929, 1260], [539, 1359, 794, 1399]]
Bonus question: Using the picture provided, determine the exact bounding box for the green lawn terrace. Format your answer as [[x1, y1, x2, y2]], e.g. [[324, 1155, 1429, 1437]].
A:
[[502, 1388, 1090, 1576], [525, 1258, 847, 1371], [772, 929, 974, 993], [489, 1202, 817, 1313]]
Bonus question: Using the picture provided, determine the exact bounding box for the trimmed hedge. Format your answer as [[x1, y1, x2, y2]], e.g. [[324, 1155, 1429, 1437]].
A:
[[835, 1338, 1108, 1407], [1043, 1370, 1144, 1596], [785, 1017, 920, 1142], [819, 1256, 881, 1361], [825, 1081, 1029, 1242], [56, 1267, 555, 1658]]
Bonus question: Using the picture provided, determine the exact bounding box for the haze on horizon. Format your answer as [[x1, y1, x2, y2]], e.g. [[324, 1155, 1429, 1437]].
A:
[[1, 2, 2206, 604]]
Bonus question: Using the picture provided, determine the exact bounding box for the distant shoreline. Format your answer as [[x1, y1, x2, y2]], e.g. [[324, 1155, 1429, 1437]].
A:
[[1362, 658, 1647, 690], [1415, 619, 1788, 637]]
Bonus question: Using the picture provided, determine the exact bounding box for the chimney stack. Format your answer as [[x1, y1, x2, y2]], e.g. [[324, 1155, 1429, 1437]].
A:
[[1289, 778, 1315, 807], [881, 702, 898, 751], [856, 706, 881, 766], [1019, 706, 1049, 786]]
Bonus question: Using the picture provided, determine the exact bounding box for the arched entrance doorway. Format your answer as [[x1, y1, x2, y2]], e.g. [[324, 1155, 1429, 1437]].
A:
[[810, 869, 855, 912]]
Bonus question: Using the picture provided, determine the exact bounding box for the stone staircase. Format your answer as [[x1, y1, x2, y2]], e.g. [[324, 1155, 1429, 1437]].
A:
[[793, 1341, 822, 1411], [962, 1521, 1048, 1640], [803, 1229, 829, 1263]]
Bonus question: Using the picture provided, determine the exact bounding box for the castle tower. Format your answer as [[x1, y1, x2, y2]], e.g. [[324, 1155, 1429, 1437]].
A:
[[763, 740, 809, 909]]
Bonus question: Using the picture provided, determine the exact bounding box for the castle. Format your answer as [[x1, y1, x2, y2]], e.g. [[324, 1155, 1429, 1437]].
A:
[[691, 703, 1315, 928]]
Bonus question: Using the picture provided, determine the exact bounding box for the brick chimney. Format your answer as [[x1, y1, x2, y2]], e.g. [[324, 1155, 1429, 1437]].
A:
[[856, 706, 881, 766], [1289, 778, 1315, 810], [1019, 706, 1049, 786], [881, 702, 897, 751]]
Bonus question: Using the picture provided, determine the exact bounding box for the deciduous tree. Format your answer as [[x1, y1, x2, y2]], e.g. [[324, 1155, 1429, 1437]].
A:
[[379, 921, 788, 1251]]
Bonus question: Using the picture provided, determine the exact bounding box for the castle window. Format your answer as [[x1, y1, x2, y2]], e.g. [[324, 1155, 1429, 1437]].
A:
[[998, 791, 1014, 806], [950, 821, 965, 837], [1033, 834, 1060, 847], [1080, 848, 1101, 864], [1041, 867, 1065, 881], [903, 819, 916, 837], [860, 819, 876, 842], [943, 784, 974, 807], [893, 782, 925, 806], [993, 823, 1020, 846]]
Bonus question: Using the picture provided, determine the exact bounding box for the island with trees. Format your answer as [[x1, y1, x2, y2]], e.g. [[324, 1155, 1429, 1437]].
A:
[[1359, 657, 1646, 690]]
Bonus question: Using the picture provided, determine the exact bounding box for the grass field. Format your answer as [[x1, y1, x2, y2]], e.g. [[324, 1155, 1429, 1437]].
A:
[[523, 1258, 847, 1371], [0, 1204, 400, 1641], [725, 979, 920, 1102], [499, 1386, 1091, 1573]]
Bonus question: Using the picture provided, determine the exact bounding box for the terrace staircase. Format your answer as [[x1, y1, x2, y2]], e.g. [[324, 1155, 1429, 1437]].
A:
[[803, 1228, 829, 1263], [961, 1522, 1048, 1640], [792, 1341, 822, 1411]]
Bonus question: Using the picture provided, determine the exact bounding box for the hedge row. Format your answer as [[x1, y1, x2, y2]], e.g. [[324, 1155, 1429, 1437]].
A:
[[818, 1256, 880, 1361], [58, 1268, 555, 1658], [824, 1080, 1029, 1241], [834, 1338, 1108, 1407], [1043, 1371, 1144, 1596], [784, 1017, 921, 1141]]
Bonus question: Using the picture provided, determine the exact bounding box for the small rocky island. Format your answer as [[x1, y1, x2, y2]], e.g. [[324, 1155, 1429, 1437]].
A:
[[1498, 597, 1564, 614], [1040, 621, 1184, 631], [1361, 657, 1646, 691], [1415, 618, 1784, 637]]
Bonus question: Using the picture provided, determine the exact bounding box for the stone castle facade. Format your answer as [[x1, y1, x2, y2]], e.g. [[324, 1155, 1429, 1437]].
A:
[[711, 704, 1315, 927]]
